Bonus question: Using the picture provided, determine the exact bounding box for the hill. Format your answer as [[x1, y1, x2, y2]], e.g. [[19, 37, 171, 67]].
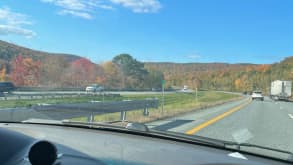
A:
[[0, 40, 81, 63], [146, 57, 293, 94], [0, 40, 94, 87]]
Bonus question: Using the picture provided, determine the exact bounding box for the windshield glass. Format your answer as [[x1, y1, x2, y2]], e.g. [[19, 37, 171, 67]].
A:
[[0, 0, 293, 162]]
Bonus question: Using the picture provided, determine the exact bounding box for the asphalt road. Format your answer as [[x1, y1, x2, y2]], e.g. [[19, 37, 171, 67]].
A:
[[147, 96, 293, 156]]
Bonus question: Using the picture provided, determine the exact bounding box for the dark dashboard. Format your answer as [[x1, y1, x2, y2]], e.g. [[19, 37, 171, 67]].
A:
[[0, 123, 290, 165]]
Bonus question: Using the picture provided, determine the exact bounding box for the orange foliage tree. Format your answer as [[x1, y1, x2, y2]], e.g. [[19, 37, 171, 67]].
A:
[[10, 55, 41, 86], [0, 64, 6, 82]]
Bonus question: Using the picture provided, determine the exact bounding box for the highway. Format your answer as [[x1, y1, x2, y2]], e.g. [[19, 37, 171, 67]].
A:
[[147, 96, 293, 154], [1, 91, 292, 156]]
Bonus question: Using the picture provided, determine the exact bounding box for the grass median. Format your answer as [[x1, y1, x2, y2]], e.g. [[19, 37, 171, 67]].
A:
[[0, 95, 122, 108]]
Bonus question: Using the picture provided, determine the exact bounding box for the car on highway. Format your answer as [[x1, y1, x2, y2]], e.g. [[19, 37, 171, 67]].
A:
[[0, 82, 15, 93], [1, 1, 293, 165], [251, 91, 264, 101], [85, 84, 104, 93]]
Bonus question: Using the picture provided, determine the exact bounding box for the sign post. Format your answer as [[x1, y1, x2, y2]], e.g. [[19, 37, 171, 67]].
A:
[[195, 87, 198, 102], [161, 80, 165, 113]]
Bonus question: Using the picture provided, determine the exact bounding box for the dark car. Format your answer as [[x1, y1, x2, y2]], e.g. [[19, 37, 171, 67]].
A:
[[0, 82, 15, 93]]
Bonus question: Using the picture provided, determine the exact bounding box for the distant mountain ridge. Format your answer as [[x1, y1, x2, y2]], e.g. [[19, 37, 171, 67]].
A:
[[0, 40, 81, 63]]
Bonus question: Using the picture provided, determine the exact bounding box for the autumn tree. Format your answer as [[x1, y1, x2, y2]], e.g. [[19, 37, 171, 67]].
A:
[[100, 61, 121, 89], [63, 58, 102, 87], [40, 56, 68, 87], [10, 55, 41, 86], [0, 64, 6, 82]]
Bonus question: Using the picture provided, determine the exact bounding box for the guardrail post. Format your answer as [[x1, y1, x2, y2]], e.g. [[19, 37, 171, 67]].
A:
[[120, 111, 127, 121], [87, 112, 94, 123], [18, 95, 20, 100], [143, 107, 149, 116]]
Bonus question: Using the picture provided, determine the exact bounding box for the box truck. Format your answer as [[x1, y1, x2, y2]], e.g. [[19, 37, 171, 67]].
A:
[[270, 80, 292, 101]]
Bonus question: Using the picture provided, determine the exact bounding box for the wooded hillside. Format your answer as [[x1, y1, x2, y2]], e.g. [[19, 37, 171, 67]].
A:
[[0, 40, 292, 92]]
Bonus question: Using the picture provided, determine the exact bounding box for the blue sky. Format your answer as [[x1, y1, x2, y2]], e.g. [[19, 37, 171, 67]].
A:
[[0, 0, 293, 64]]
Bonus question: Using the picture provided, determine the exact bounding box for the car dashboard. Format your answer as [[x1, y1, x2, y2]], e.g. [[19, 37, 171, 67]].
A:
[[0, 123, 290, 165]]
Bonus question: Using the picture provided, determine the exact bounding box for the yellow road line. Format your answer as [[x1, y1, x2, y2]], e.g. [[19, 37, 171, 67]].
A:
[[185, 99, 252, 135]]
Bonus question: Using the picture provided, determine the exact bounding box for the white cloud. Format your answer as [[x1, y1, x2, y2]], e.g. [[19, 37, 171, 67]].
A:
[[58, 9, 93, 19], [0, 25, 36, 38], [0, 7, 36, 38], [98, 4, 115, 10], [41, 0, 114, 19], [110, 0, 161, 13], [186, 54, 201, 60], [40, 0, 161, 19]]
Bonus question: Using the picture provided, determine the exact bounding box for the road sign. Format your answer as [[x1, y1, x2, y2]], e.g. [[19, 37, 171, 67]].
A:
[[162, 80, 165, 85]]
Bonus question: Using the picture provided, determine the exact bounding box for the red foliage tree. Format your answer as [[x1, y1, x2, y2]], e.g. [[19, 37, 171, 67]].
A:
[[10, 55, 41, 86], [66, 58, 98, 86]]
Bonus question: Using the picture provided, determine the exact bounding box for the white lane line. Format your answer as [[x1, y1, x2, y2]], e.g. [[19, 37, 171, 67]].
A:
[[288, 114, 293, 119]]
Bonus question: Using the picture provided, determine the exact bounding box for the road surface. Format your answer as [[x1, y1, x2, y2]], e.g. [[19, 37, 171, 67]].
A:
[[147, 96, 293, 155]]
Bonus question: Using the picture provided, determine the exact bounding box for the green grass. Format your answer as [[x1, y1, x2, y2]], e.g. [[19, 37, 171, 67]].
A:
[[0, 95, 123, 108], [71, 91, 241, 123]]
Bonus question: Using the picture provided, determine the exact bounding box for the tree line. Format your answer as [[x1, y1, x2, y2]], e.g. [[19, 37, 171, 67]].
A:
[[0, 54, 164, 90], [0, 53, 292, 93], [146, 57, 293, 93]]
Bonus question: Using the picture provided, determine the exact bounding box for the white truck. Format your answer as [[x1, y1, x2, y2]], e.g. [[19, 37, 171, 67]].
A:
[[270, 80, 292, 101], [251, 91, 264, 101]]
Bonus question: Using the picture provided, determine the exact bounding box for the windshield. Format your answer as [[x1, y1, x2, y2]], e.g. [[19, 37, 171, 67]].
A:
[[0, 0, 293, 162]]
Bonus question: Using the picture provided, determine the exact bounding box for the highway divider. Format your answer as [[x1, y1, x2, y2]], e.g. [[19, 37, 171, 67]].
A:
[[0, 92, 120, 101], [32, 99, 159, 122]]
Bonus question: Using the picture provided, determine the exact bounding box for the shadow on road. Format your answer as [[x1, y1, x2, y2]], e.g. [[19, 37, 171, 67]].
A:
[[153, 120, 194, 131]]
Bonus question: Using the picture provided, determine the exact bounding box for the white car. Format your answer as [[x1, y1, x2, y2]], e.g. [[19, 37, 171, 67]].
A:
[[85, 84, 104, 92], [251, 91, 264, 101]]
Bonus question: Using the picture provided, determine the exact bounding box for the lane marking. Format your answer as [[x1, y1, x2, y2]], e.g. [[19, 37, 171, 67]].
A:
[[185, 99, 252, 135], [288, 114, 293, 119]]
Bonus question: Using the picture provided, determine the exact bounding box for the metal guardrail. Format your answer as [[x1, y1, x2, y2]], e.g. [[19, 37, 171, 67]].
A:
[[15, 87, 84, 91], [32, 99, 159, 122], [0, 93, 120, 100]]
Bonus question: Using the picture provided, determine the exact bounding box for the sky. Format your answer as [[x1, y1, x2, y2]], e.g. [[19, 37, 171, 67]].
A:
[[0, 0, 293, 64]]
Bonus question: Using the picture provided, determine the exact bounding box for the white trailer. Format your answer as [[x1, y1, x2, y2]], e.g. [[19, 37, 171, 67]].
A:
[[270, 80, 292, 101]]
